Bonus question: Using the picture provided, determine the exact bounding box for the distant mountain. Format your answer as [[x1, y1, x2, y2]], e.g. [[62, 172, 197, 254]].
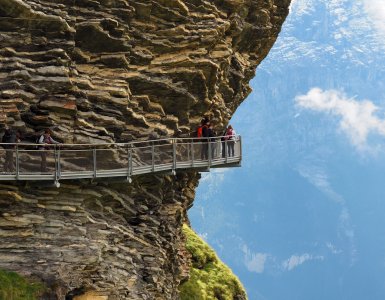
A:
[[275, 0, 385, 66], [260, 0, 385, 101]]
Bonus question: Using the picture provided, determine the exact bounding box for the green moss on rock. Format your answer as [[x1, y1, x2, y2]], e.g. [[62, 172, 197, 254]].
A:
[[0, 269, 44, 300], [180, 224, 247, 300]]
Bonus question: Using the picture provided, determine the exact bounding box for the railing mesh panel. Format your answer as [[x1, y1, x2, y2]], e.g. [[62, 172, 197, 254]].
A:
[[59, 149, 93, 173], [19, 149, 56, 175], [131, 146, 152, 168], [96, 148, 128, 171], [154, 144, 173, 166], [0, 149, 16, 174]]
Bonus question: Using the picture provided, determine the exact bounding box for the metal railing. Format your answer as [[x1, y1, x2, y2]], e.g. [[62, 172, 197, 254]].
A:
[[0, 136, 242, 185]]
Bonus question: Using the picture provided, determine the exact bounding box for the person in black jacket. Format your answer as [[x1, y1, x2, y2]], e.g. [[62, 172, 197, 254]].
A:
[[201, 119, 209, 160], [221, 128, 227, 158], [208, 123, 217, 159], [2, 128, 17, 172]]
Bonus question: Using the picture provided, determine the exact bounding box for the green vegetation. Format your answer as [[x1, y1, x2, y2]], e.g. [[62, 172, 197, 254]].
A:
[[180, 224, 247, 300], [0, 269, 44, 300]]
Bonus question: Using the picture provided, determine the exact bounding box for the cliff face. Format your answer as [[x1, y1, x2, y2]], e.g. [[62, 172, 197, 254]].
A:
[[0, 0, 290, 299]]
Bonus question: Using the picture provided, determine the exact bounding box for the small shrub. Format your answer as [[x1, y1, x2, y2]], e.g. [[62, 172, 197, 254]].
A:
[[180, 225, 247, 300], [0, 269, 44, 300]]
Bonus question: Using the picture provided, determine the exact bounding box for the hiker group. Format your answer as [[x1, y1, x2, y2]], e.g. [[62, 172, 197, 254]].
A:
[[1, 128, 59, 173], [196, 117, 237, 160]]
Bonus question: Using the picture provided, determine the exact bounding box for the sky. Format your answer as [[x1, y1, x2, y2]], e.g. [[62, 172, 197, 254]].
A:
[[189, 1, 385, 299]]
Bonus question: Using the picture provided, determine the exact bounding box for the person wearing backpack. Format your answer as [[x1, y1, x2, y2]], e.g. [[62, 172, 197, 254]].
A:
[[208, 123, 217, 159], [196, 121, 203, 138], [2, 127, 17, 172], [38, 129, 59, 173], [200, 119, 209, 160], [225, 125, 236, 157], [196, 117, 209, 138]]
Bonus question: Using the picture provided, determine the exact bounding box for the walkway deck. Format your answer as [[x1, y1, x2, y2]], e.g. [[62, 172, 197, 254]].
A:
[[0, 136, 242, 184]]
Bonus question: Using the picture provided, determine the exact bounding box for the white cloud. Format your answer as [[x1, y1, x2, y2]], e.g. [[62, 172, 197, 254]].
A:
[[289, 0, 315, 15], [282, 253, 324, 271], [297, 164, 344, 204], [295, 88, 385, 150], [241, 245, 326, 274], [339, 208, 358, 264], [363, 0, 385, 38], [326, 242, 343, 254], [242, 245, 269, 274]]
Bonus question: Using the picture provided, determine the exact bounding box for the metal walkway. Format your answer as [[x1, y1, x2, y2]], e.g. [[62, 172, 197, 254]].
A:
[[0, 136, 242, 185]]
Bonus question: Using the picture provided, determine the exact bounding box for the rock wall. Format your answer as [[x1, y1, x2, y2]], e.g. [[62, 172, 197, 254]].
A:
[[0, 0, 290, 299]]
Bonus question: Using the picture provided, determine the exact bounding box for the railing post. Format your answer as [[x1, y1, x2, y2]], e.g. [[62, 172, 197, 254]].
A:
[[126, 144, 133, 183], [15, 145, 19, 180], [225, 139, 228, 163], [238, 135, 242, 160], [57, 145, 61, 180], [151, 142, 155, 172], [129, 144, 133, 178], [127, 145, 130, 180], [172, 139, 176, 172], [54, 145, 58, 182], [93, 148, 97, 178], [187, 141, 190, 162], [191, 140, 194, 167], [208, 138, 211, 167]]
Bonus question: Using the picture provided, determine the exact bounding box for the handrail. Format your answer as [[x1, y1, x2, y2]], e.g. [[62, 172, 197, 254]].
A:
[[0, 135, 241, 148], [0, 136, 242, 185]]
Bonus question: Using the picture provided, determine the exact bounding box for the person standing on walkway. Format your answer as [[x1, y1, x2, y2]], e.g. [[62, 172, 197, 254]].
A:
[[221, 128, 227, 158], [2, 128, 17, 173], [208, 123, 216, 159], [225, 125, 236, 157], [38, 129, 59, 173], [199, 118, 210, 160]]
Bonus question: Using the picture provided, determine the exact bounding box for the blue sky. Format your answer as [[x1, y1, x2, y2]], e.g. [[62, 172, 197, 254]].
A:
[[189, 1, 385, 299]]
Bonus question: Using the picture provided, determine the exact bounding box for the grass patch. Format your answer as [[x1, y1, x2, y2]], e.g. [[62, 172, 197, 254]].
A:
[[179, 224, 247, 300], [0, 269, 44, 300]]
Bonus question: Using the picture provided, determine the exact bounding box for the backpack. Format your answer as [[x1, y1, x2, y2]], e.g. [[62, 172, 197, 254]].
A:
[[1, 133, 8, 144], [197, 124, 208, 138], [35, 135, 43, 149], [197, 126, 203, 138]]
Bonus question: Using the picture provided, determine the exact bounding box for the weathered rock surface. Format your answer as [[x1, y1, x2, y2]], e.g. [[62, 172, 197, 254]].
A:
[[0, 0, 290, 299]]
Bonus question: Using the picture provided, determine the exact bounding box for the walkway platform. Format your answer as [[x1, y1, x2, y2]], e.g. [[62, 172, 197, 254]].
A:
[[0, 136, 242, 184]]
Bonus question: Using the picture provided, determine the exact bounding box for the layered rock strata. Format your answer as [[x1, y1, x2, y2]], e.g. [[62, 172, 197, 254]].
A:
[[0, 0, 290, 298]]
